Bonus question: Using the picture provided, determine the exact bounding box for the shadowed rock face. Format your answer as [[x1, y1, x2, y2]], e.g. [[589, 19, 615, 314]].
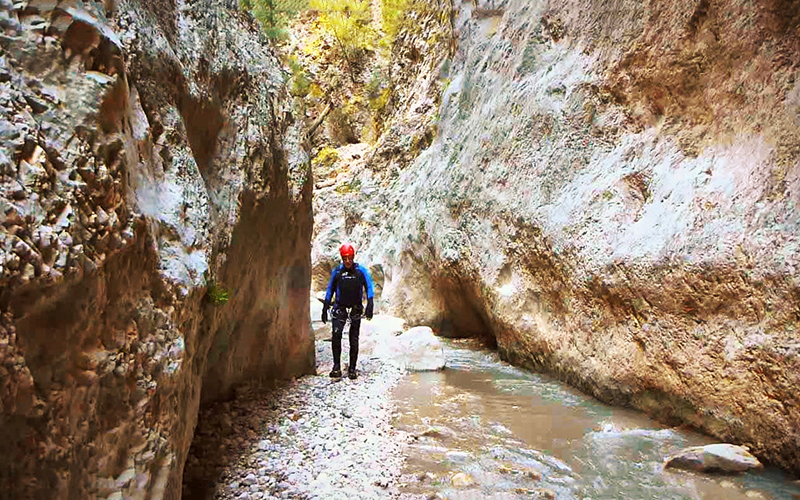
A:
[[312, 0, 800, 475], [0, 0, 313, 498]]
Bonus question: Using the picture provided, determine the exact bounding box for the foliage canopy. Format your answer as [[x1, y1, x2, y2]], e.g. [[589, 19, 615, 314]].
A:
[[309, 0, 374, 80], [240, 0, 310, 39]]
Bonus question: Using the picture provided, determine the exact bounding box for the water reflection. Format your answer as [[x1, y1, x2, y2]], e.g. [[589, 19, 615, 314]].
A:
[[391, 340, 800, 500]]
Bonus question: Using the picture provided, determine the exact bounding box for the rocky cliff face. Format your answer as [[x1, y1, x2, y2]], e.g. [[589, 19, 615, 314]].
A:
[[313, 0, 800, 474], [0, 0, 314, 498]]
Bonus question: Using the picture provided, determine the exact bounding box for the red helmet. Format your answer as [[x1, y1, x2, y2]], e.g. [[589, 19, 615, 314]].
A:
[[339, 243, 355, 258]]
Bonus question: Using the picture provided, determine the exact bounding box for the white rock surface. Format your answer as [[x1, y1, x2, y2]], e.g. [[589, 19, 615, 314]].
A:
[[664, 444, 764, 473], [186, 335, 411, 500], [375, 326, 446, 372]]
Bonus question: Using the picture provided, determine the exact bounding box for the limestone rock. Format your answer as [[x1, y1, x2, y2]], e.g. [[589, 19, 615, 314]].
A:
[[0, 0, 313, 498], [499, 462, 543, 481], [664, 444, 764, 474], [357, 314, 409, 359], [310, 0, 800, 477], [446, 450, 471, 463], [450, 472, 474, 487], [376, 326, 445, 371], [533, 488, 557, 500]]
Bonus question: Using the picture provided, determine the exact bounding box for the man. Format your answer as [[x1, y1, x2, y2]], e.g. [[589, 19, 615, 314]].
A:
[[321, 242, 375, 379]]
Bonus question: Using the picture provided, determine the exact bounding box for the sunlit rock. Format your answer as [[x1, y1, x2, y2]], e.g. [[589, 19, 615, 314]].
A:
[[498, 462, 543, 481], [534, 488, 557, 500], [450, 471, 474, 487]]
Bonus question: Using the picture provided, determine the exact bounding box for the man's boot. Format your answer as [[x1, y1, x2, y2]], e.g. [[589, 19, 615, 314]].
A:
[[348, 367, 357, 379], [330, 366, 342, 378]]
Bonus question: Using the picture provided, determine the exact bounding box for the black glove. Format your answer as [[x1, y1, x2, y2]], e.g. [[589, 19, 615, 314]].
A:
[[365, 298, 373, 320], [321, 306, 329, 324]]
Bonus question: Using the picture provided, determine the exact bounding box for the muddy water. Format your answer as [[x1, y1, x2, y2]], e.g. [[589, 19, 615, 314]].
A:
[[391, 339, 800, 500]]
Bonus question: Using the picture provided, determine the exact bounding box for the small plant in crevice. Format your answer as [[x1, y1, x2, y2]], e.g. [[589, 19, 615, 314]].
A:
[[335, 176, 362, 194], [206, 280, 230, 305], [312, 146, 340, 169], [287, 56, 311, 97]]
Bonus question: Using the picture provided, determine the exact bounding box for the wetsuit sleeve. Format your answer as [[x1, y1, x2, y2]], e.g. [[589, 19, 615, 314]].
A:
[[324, 267, 339, 306], [361, 265, 375, 300]]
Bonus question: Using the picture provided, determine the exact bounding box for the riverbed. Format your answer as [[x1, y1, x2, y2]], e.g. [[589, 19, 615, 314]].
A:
[[391, 338, 800, 500]]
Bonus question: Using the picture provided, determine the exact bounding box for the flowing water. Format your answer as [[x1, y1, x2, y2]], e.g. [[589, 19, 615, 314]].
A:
[[391, 339, 800, 500]]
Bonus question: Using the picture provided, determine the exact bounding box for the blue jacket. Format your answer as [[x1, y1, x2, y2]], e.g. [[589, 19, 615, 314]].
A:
[[324, 263, 374, 309]]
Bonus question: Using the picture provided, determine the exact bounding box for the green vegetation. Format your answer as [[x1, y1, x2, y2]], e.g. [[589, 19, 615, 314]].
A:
[[312, 146, 340, 168], [287, 56, 311, 97], [206, 282, 230, 305], [240, 0, 309, 39], [242, 0, 452, 172], [380, 0, 420, 43], [335, 176, 362, 194], [310, 0, 374, 81]]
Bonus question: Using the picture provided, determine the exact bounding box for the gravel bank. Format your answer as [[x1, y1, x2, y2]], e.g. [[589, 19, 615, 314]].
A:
[[184, 335, 410, 500]]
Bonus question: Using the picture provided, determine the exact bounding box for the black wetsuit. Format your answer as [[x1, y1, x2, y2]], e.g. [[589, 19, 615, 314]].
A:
[[323, 263, 375, 370]]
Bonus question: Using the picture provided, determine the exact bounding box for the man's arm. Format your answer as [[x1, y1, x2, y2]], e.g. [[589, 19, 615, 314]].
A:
[[324, 266, 339, 306], [361, 265, 375, 319], [322, 267, 339, 323]]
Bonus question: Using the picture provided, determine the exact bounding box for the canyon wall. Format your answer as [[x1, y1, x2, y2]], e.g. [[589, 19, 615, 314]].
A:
[[313, 0, 800, 474], [0, 0, 314, 498]]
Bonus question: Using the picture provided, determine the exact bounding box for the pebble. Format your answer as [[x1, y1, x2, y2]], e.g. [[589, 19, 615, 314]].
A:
[[185, 336, 409, 499], [450, 472, 474, 487]]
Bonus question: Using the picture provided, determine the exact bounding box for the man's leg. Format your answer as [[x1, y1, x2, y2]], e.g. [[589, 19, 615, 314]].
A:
[[330, 307, 347, 377], [347, 307, 362, 379]]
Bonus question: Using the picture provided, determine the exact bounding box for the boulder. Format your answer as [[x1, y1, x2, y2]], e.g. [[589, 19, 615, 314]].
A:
[[450, 472, 474, 487], [416, 425, 457, 441], [664, 444, 764, 473], [362, 314, 407, 337], [355, 314, 407, 360], [376, 326, 445, 371]]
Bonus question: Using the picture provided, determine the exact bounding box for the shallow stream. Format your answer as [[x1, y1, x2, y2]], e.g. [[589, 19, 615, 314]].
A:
[[391, 339, 800, 500]]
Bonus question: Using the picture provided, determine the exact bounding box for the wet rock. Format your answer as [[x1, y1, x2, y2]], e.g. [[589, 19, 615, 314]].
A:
[[664, 444, 764, 473], [416, 425, 456, 440], [377, 326, 445, 371]]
